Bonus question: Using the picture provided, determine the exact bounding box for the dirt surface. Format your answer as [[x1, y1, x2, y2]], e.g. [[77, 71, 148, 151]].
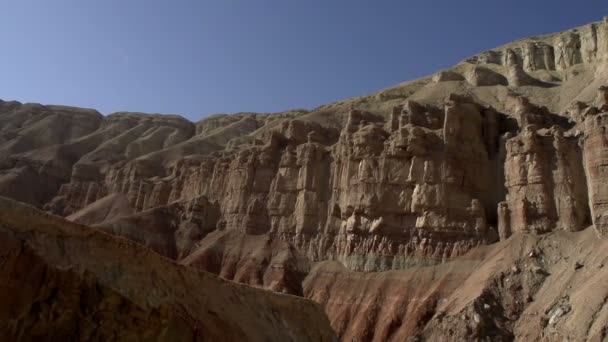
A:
[[0, 196, 337, 342]]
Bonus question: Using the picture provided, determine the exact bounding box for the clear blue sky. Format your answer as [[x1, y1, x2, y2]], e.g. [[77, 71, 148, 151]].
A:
[[1, 1, 607, 121]]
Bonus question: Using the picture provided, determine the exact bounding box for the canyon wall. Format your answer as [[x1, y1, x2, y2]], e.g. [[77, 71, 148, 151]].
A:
[[5, 80, 608, 277], [41, 84, 608, 278], [466, 17, 608, 71], [50, 95, 508, 271]]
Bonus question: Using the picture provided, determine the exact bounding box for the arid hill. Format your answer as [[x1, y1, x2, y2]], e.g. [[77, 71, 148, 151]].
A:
[[0, 196, 336, 341], [2, 18, 608, 341]]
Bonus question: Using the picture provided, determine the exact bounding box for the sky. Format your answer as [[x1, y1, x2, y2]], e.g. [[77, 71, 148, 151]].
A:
[[1, 1, 607, 121]]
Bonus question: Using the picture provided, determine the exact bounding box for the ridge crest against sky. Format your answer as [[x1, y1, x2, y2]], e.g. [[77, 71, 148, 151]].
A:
[[1, 0, 607, 120]]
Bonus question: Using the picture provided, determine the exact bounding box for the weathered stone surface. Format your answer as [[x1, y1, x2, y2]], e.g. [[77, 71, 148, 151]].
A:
[[62, 96, 503, 272], [504, 125, 589, 235], [432, 70, 465, 82], [466, 20, 608, 71], [507, 94, 573, 129], [465, 66, 508, 86], [583, 90, 608, 236], [507, 64, 555, 87], [319, 97, 500, 270]]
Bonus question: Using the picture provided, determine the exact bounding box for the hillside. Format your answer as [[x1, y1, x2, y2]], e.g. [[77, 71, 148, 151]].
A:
[[0, 196, 336, 341]]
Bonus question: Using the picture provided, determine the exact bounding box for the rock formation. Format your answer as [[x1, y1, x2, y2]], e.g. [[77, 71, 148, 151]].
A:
[[2, 17, 608, 342], [503, 125, 588, 235], [40, 96, 505, 273], [466, 18, 608, 71]]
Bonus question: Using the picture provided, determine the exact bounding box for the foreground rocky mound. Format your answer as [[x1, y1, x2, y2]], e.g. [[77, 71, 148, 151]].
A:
[[0, 197, 336, 341], [2, 17, 608, 342]]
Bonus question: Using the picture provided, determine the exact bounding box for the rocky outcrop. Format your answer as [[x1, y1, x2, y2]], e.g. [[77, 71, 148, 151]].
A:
[[322, 97, 500, 271], [0, 197, 337, 342], [432, 70, 465, 82], [59, 96, 505, 272], [583, 87, 608, 236], [466, 18, 608, 71], [507, 94, 572, 129], [5, 87, 608, 275], [502, 125, 589, 236], [465, 66, 508, 86]]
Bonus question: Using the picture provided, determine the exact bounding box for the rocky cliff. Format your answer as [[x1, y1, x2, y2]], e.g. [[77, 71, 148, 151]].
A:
[[2, 18, 608, 341]]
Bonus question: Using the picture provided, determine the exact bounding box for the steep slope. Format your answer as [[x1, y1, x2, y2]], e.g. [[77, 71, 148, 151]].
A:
[[182, 229, 311, 295], [0, 196, 337, 341], [305, 228, 608, 341]]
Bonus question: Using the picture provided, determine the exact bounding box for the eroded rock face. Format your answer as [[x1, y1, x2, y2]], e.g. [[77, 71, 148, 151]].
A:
[[503, 125, 588, 235], [432, 70, 465, 82], [465, 66, 509, 86], [4, 86, 608, 272], [323, 98, 500, 271], [467, 20, 608, 71], [584, 108, 608, 235], [55, 97, 505, 272]]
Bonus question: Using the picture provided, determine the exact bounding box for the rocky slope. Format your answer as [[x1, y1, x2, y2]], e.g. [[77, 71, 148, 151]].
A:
[[2, 18, 608, 341], [0, 196, 336, 341], [305, 228, 608, 341]]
